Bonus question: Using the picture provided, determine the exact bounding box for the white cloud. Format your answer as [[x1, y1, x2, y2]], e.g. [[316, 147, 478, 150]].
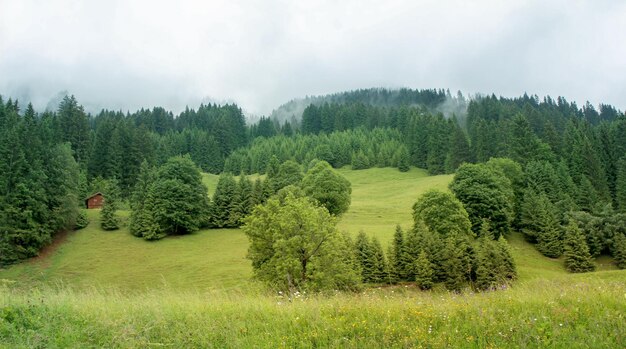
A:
[[1, 0, 625, 115]]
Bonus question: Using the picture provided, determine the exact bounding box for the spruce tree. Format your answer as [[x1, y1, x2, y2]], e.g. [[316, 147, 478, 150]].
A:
[[354, 231, 374, 283], [474, 239, 500, 291], [370, 237, 388, 284], [390, 225, 407, 281], [396, 147, 410, 172], [100, 195, 119, 230], [414, 250, 434, 290], [266, 155, 280, 178], [210, 173, 238, 228], [563, 221, 596, 273], [445, 119, 472, 173], [442, 236, 465, 292], [496, 235, 517, 280], [386, 244, 398, 284], [612, 233, 626, 269], [129, 161, 155, 238], [616, 158, 626, 213], [250, 178, 266, 207]]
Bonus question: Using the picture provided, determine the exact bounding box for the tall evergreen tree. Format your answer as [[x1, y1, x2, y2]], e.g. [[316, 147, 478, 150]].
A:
[[612, 233, 626, 269], [100, 194, 119, 231], [414, 250, 434, 290], [370, 237, 388, 283], [445, 119, 472, 173], [210, 173, 239, 228], [563, 221, 596, 273], [354, 231, 375, 283], [616, 158, 626, 213]]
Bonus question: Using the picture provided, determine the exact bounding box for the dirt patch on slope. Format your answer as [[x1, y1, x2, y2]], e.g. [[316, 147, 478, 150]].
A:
[[30, 229, 75, 267]]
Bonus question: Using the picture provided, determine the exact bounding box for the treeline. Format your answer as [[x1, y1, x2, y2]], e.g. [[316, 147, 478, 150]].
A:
[[270, 87, 463, 124], [4, 95, 248, 198], [88, 103, 247, 194], [224, 128, 411, 174], [0, 98, 82, 265], [233, 102, 474, 175]]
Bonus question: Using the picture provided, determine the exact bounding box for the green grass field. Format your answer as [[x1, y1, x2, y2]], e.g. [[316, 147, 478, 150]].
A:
[[1, 167, 625, 348]]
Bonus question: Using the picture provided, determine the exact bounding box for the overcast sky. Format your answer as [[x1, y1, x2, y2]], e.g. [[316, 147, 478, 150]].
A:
[[1, 0, 625, 116]]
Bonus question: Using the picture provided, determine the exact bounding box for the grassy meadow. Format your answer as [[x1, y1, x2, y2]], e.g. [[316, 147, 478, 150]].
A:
[[1, 167, 625, 348]]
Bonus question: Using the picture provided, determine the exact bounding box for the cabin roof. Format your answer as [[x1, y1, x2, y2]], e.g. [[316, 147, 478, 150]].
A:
[[85, 192, 103, 200]]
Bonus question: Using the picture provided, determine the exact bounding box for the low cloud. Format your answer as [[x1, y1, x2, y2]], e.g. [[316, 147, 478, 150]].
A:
[[1, 0, 625, 116]]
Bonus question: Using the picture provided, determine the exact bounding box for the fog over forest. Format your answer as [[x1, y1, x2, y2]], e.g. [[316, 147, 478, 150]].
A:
[[1, 0, 625, 116]]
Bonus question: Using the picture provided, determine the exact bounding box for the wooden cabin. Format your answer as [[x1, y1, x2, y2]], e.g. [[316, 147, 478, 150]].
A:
[[85, 192, 104, 209]]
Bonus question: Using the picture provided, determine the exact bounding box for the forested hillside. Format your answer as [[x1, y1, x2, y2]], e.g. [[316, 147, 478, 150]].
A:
[[1, 89, 626, 273]]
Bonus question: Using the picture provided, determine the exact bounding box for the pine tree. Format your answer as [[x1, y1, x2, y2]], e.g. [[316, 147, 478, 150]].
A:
[[442, 236, 465, 292], [616, 158, 626, 213], [354, 231, 374, 283], [396, 147, 410, 172], [474, 239, 500, 291], [266, 155, 280, 178], [563, 221, 596, 273], [351, 150, 370, 170], [577, 175, 599, 212], [250, 178, 266, 207], [445, 119, 472, 173], [210, 173, 238, 228], [612, 233, 626, 269], [129, 161, 155, 238], [370, 237, 388, 284], [100, 195, 119, 230], [414, 250, 434, 290], [496, 235, 517, 280], [386, 244, 398, 284], [390, 225, 407, 280]]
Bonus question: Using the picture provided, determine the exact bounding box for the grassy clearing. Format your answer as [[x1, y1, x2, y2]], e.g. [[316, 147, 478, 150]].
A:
[[337, 167, 453, 244], [0, 210, 254, 292]]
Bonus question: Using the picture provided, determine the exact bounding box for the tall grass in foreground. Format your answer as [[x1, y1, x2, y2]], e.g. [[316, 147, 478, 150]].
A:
[[1, 278, 624, 348]]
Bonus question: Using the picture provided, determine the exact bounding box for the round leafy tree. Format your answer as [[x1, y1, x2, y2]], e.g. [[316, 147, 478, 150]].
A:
[[412, 190, 472, 238], [301, 160, 351, 216], [449, 163, 514, 238], [242, 189, 360, 293]]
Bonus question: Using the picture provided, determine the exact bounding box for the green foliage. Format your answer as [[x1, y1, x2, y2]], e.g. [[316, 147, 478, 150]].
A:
[[563, 222, 596, 273], [100, 195, 119, 231], [301, 161, 352, 216], [270, 160, 303, 192], [613, 233, 626, 269], [520, 190, 563, 257], [0, 99, 80, 265], [209, 173, 238, 228], [242, 191, 360, 293], [370, 237, 388, 283], [354, 231, 375, 283], [388, 225, 406, 281], [412, 190, 472, 238], [445, 119, 472, 173], [474, 235, 517, 290], [225, 128, 408, 173], [441, 236, 466, 292], [74, 211, 90, 230], [449, 163, 515, 238], [130, 156, 209, 240], [414, 250, 434, 290], [396, 147, 410, 172], [351, 150, 370, 170], [616, 158, 626, 213]]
